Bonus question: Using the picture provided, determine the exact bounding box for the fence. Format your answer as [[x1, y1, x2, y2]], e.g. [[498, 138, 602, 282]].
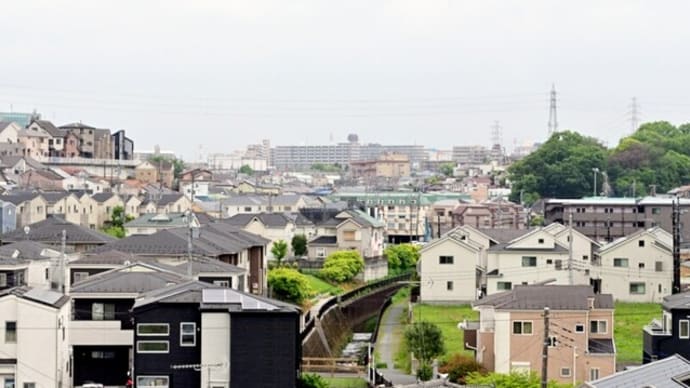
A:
[[301, 357, 364, 374]]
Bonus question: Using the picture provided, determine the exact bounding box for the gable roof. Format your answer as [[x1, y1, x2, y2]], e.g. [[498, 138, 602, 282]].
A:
[[41, 191, 73, 204], [223, 212, 293, 228], [662, 292, 690, 311], [598, 227, 672, 254], [0, 240, 56, 262], [125, 212, 197, 229], [473, 284, 614, 310], [0, 216, 116, 244], [132, 280, 218, 309], [69, 262, 187, 294], [585, 354, 690, 388], [0, 121, 18, 132], [0, 192, 41, 205], [0, 286, 70, 308], [32, 120, 66, 137], [91, 192, 116, 203]]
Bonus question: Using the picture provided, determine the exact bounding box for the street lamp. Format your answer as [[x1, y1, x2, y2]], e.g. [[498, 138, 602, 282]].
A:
[[592, 168, 600, 197]]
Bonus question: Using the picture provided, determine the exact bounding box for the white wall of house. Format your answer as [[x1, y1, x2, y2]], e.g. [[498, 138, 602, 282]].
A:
[[243, 220, 295, 260], [0, 295, 70, 388], [0, 123, 20, 144], [551, 227, 595, 285], [593, 230, 673, 303], [181, 181, 210, 199], [201, 312, 230, 388], [493, 310, 511, 374], [420, 238, 480, 303], [486, 250, 573, 295]]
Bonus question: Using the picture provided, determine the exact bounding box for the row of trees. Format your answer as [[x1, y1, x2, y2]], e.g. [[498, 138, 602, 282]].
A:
[[509, 122, 690, 204]]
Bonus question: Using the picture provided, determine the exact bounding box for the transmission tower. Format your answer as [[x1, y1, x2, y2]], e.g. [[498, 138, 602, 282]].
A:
[[491, 120, 502, 147], [547, 84, 558, 137], [628, 97, 641, 134]]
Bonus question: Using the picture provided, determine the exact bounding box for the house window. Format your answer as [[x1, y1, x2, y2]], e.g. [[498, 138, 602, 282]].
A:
[[547, 336, 558, 347], [673, 318, 690, 340], [45, 268, 49, 280], [23, 383, 35, 388], [92, 303, 115, 320], [136, 341, 169, 353], [652, 208, 661, 215], [91, 351, 116, 359], [5, 321, 16, 343], [497, 281, 512, 291], [546, 259, 553, 265], [439, 256, 454, 265], [590, 320, 607, 334], [316, 248, 326, 258], [639, 262, 645, 269], [630, 282, 646, 295], [73, 271, 89, 283], [613, 258, 629, 267], [639, 240, 645, 247], [560, 367, 571, 377], [243, 207, 252, 212], [0, 273, 6, 287], [213, 280, 231, 288], [656, 261, 664, 272], [137, 323, 170, 336], [137, 376, 169, 388], [583, 255, 589, 261], [343, 231, 356, 241], [512, 321, 533, 335], [180, 323, 196, 346], [555, 260, 563, 270], [575, 324, 585, 333], [446, 281, 453, 291], [590, 368, 600, 381], [538, 238, 544, 244], [521, 256, 537, 267]]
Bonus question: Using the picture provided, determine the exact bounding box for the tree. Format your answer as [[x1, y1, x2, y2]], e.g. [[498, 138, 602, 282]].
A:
[[439, 354, 485, 384], [320, 251, 365, 283], [271, 240, 288, 266], [439, 162, 456, 177], [508, 130, 608, 203], [404, 321, 444, 365], [291, 234, 308, 256], [385, 244, 420, 274], [102, 205, 134, 239], [465, 371, 572, 388], [239, 164, 254, 175], [267, 268, 312, 304]]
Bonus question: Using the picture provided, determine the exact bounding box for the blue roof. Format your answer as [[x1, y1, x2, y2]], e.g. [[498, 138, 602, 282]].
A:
[[0, 112, 35, 128]]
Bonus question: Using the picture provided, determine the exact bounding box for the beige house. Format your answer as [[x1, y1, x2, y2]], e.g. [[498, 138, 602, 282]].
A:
[[78, 193, 99, 229], [224, 194, 307, 217], [0, 121, 21, 144], [419, 229, 483, 303], [134, 161, 159, 185], [307, 209, 385, 260], [43, 192, 82, 225], [91, 193, 125, 228], [223, 213, 296, 260], [350, 152, 411, 180], [2, 193, 48, 228], [17, 128, 50, 159], [591, 227, 673, 303], [469, 284, 616, 384], [125, 195, 143, 218]]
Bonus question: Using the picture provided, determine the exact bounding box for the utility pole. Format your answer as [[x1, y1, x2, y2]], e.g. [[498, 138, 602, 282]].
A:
[[568, 213, 573, 285], [673, 196, 681, 294], [547, 84, 558, 137], [541, 307, 550, 388], [187, 211, 194, 278], [59, 230, 66, 293]]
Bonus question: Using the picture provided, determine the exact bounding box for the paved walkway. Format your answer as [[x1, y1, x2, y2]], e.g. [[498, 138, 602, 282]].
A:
[[376, 301, 417, 385]]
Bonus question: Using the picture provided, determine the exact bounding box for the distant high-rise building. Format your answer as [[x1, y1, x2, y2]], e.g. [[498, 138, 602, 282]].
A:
[[452, 145, 489, 165]]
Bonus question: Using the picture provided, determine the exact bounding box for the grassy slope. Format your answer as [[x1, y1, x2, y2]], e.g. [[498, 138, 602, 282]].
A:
[[615, 302, 661, 364], [304, 273, 343, 296], [412, 304, 479, 361]]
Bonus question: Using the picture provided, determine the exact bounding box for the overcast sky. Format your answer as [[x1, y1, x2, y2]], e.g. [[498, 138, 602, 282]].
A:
[[2, 1, 690, 160]]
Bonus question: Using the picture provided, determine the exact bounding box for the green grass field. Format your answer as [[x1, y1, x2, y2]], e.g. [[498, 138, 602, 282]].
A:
[[614, 302, 661, 364], [322, 376, 369, 388], [304, 273, 343, 296], [412, 304, 479, 361]]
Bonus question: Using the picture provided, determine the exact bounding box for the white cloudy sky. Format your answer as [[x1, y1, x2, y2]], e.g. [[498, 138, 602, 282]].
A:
[[1, 0, 690, 160]]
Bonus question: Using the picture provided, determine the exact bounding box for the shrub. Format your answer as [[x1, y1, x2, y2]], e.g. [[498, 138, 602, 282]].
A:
[[292, 234, 308, 256], [271, 240, 288, 266], [320, 251, 364, 283], [417, 363, 433, 381], [439, 353, 485, 384], [385, 243, 420, 274], [267, 268, 312, 304], [298, 373, 328, 388], [404, 321, 445, 364]]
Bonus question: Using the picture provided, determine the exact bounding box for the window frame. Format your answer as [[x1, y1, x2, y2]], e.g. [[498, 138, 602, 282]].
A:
[[512, 320, 533, 335], [137, 323, 170, 337], [446, 281, 453, 291], [5, 321, 16, 343], [521, 256, 537, 267], [560, 367, 571, 377], [497, 281, 512, 291], [439, 255, 454, 265], [575, 324, 585, 333], [136, 376, 170, 388], [679, 319, 690, 339], [590, 320, 608, 334], [613, 258, 629, 268], [180, 322, 196, 347], [0, 273, 6, 287], [136, 340, 170, 354], [629, 282, 646, 295]]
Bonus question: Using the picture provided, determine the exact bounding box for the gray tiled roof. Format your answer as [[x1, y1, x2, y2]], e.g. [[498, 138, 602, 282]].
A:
[[91, 192, 115, 203], [34, 120, 66, 137], [478, 228, 533, 243], [662, 292, 690, 311], [0, 241, 55, 261], [0, 121, 15, 131], [71, 249, 136, 265], [132, 280, 217, 309], [0, 286, 70, 308], [125, 212, 192, 228], [0, 192, 41, 205], [223, 213, 292, 228], [487, 242, 568, 253], [159, 257, 245, 275], [310, 235, 337, 245], [0, 217, 116, 244], [585, 354, 690, 388], [89, 223, 268, 257], [41, 191, 71, 204], [70, 262, 187, 294], [474, 284, 614, 310]]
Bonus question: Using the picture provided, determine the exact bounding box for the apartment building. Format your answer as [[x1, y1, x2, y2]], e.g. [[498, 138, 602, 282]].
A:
[[468, 284, 616, 384], [350, 152, 411, 180], [451, 145, 489, 165], [544, 196, 690, 242]]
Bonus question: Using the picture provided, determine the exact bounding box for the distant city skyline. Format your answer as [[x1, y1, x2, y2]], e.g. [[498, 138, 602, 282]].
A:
[[2, 1, 690, 160]]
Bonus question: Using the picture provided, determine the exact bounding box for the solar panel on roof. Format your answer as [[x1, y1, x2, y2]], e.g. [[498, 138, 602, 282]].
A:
[[23, 288, 63, 305]]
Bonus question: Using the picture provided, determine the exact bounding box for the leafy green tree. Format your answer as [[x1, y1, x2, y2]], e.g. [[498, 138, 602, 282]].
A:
[[320, 251, 365, 283], [267, 268, 312, 304], [439, 354, 486, 384], [238, 164, 254, 175], [103, 205, 134, 239], [149, 155, 185, 179], [508, 131, 607, 203], [298, 373, 328, 388], [465, 371, 572, 388], [271, 240, 288, 266], [404, 321, 445, 365], [439, 162, 456, 177], [385, 243, 420, 274], [291, 234, 308, 256]]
